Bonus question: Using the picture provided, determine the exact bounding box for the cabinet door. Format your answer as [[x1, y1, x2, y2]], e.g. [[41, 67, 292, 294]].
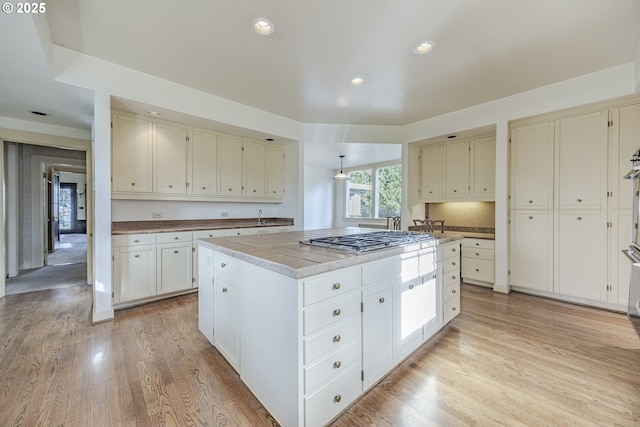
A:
[[157, 242, 192, 295], [472, 136, 496, 198], [190, 130, 218, 196], [112, 115, 153, 193], [510, 211, 553, 292], [556, 211, 607, 301], [613, 103, 640, 211], [511, 122, 554, 210], [218, 136, 243, 196], [215, 274, 240, 370], [154, 122, 188, 194], [420, 146, 442, 200], [198, 247, 215, 345], [362, 279, 395, 389], [243, 141, 266, 197], [114, 245, 156, 302], [443, 141, 469, 198], [557, 110, 609, 210], [266, 145, 284, 199], [395, 278, 424, 359]]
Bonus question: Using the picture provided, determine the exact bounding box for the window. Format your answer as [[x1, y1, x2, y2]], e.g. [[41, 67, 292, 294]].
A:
[[346, 163, 401, 219]]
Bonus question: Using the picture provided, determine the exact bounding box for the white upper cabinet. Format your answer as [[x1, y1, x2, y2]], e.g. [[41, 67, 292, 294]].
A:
[[112, 114, 153, 193], [443, 140, 469, 198], [266, 145, 285, 199], [471, 136, 496, 198], [243, 140, 266, 197], [189, 129, 218, 196], [420, 145, 442, 200], [154, 122, 188, 194], [511, 121, 554, 210], [556, 110, 609, 210], [612, 103, 640, 211], [218, 136, 243, 197], [111, 111, 286, 203]]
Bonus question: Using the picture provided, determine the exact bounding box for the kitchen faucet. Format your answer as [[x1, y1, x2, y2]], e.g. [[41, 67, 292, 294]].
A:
[[258, 209, 263, 224]]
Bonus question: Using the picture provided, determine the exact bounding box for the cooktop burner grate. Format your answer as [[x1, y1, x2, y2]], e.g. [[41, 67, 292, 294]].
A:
[[300, 231, 434, 254]]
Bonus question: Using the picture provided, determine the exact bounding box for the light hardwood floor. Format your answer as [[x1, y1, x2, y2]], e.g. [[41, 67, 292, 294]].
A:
[[0, 283, 638, 426]]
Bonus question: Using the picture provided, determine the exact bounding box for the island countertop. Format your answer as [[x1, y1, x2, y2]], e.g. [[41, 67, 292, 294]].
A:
[[196, 227, 463, 279]]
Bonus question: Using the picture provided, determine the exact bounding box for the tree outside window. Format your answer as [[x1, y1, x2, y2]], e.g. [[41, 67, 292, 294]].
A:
[[345, 163, 401, 219]]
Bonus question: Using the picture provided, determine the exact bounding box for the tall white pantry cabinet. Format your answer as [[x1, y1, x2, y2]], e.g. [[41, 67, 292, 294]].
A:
[[509, 100, 640, 308]]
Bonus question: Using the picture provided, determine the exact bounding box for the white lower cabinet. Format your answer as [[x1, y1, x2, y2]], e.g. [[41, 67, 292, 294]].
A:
[[113, 243, 156, 303], [198, 239, 461, 427], [157, 240, 193, 294]]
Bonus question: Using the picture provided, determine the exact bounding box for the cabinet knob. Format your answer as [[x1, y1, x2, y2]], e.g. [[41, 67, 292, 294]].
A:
[[409, 284, 414, 290], [429, 191, 433, 194], [452, 276, 456, 280], [228, 188, 232, 191], [169, 184, 173, 188], [475, 243, 479, 246], [209, 234, 213, 237], [475, 268, 479, 272], [221, 262, 226, 268], [452, 306, 457, 312], [202, 186, 206, 190], [131, 182, 136, 186], [334, 395, 342, 403], [528, 216, 533, 220], [333, 282, 341, 290], [577, 198, 582, 203], [451, 248, 456, 252], [174, 237, 179, 240], [452, 261, 456, 266], [333, 361, 342, 369], [379, 297, 385, 304], [333, 335, 341, 343], [253, 189, 256, 192], [333, 309, 341, 316], [273, 190, 277, 194], [174, 250, 179, 254], [483, 187, 487, 191], [453, 189, 457, 192], [452, 289, 456, 294], [222, 287, 228, 293], [528, 200, 533, 204], [134, 254, 140, 258], [134, 239, 140, 243], [577, 217, 582, 221], [476, 252, 480, 256]]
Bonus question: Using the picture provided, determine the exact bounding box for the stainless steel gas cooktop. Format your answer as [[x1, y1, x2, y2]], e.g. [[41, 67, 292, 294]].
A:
[[300, 231, 434, 254]]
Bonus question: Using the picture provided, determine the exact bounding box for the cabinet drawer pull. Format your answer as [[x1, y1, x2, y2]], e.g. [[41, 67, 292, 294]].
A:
[[475, 268, 479, 272], [273, 190, 277, 194], [202, 186, 207, 190], [134, 239, 140, 243], [333, 309, 341, 316], [221, 262, 226, 268], [408, 284, 414, 290], [577, 198, 582, 203], [379, 297, 385, 304], [228, 188, 232, 191], [528, 200, 533, 204], [222, 287, 228, 293], [333, 335, 341, 343], [174, 237, 179, 240], [529, 216, 533, 220], [577, 217, 582, 221], [333, 282, 341, 290], [483, 187, 487, 191], [334, 395, 342, 403], [333, 361, 342, 369], [134, 254, 140, 258], [169, 184, 173, 188], [475, 243, 480, 246], [174, 250, 179, 254]]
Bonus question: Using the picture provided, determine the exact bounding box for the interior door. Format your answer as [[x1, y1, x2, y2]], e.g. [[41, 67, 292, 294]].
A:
[[46, 168, 59, 260]]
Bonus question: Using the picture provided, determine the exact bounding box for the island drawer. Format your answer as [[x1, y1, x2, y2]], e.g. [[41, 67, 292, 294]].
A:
[[443, 282, 460, 303], [362, 256, 398, 286], [304, 362, 362, 427], [113, 233, 156, 247], [214, 253, 240, 278], [439, 242, 460, 260], [157, 231, 193, 244], [444, 269, 460, 289], [304, 314, 361, 364], [304, 291, 361, 335], [443, 255, 460, 275], [303, 267, 361, 307], [443, 292, 461, 323], [304, 338, 361, 394]]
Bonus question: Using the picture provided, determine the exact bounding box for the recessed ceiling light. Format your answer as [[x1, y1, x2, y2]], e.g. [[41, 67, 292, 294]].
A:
[[145, 110, 162, 116], [351, 76, 365, 86], [253, 17, 274, 35], [413, 40, 435, 55], [30, 111, 48, 116]]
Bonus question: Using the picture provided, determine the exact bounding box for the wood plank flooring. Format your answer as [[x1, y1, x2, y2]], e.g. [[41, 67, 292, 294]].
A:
[[0, 283, 638, 426]]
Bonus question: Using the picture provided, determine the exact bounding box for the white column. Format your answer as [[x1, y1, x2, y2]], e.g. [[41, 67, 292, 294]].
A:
[[494, 119, 510, 294], [92, 91, 114, 322]]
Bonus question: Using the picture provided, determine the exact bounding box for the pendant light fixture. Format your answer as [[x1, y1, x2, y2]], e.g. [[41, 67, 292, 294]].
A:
[[334, 155, 349, 180]]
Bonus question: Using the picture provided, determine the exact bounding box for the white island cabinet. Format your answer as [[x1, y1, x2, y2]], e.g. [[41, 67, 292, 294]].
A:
[[196, 230, 462, 427]]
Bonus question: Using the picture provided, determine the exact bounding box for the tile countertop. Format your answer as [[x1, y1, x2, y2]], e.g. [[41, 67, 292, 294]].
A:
[[196, 227, 464, 279], [111, 218, 294, 235]]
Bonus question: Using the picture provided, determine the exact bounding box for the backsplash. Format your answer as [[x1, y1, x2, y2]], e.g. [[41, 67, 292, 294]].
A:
[[426, 202, 495, 229]]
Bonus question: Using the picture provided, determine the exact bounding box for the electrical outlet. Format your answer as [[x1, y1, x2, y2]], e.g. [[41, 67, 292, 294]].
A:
[[152, 212, 163, 219], [221, 212, 229, 217]]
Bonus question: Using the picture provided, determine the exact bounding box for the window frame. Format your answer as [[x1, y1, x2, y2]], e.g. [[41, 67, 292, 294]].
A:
[[343, 160, 402, 221]]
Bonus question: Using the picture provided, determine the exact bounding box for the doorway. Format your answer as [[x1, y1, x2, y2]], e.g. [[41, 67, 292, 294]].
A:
[[4, 142, 89, 296]]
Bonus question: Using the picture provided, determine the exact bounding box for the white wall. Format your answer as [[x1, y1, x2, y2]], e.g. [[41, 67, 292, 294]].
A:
[[303, 165, 335, 230]]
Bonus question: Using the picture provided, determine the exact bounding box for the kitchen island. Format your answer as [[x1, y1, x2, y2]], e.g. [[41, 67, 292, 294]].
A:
[[196, 228, 463, 427]]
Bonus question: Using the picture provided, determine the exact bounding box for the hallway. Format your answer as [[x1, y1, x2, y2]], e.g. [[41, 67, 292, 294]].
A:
[[5, 233, 87, 295]]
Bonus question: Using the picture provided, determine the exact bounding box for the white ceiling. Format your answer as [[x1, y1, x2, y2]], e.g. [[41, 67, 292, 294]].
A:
[[1, 1, 639, 168]]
